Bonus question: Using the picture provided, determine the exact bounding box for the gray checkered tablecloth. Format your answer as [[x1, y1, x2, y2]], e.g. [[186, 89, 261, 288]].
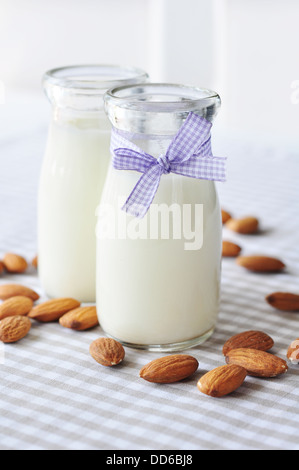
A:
[[0, 95, 299, 450]]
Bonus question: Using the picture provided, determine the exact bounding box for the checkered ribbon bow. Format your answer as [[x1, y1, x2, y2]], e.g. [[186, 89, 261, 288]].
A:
[[111, 112, 226, 218]]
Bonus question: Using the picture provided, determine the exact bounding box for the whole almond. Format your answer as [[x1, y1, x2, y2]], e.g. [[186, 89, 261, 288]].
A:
[[0, 315, 31, 343], [0, 284, 40, 301], [0, 261, 4, 275], [59, 306, 98, 331], [89, 337, 125, 366], [223, 330, 274, 356], [226, 216, 259, 234], [236, 255, 285, 273], [3, 253, 28, 274], [28, 298, 80, 322], [139, 355, 199, 383], [222, 241, 242, 257], [0, 296, 33, 320], [221, 209, 232, 224], [197, 364, 247, 397], [225, 348, 288, 377], [32, 256, 38, 269], [266, 292, 299, 311], [287, 338, 299, 364]]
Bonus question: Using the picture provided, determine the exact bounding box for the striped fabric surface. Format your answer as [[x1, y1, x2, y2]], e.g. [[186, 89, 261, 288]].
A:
[[0, 125, 299, 450]]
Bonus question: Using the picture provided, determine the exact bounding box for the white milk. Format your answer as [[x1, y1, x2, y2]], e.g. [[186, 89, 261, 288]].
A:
[[96, 163, 222, 347], [38, 119, 110, 301]]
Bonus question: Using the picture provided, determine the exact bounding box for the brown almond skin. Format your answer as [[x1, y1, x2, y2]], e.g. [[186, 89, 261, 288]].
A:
[[236, 255, 285, 273], [223, 331, 274, 356], [198, 364, 247, 397], [89, 337, 125, 366], [287, 338, 299, 364], [222, 241, 242, 257], [226, 216, 259, 234], [3, 253, 28, 273], [59, 306, 99, 331], [225, 348, 288, 377], [139, 355, 199, 383], [0, 296, 33, 320], [0, 261, 4, 275], [0, 284, 40, 301], [266, 292, 299, 312], [32, 256, 38, 269], [0, 315, 31, 343], [28, 298, 80, 322], [221, 209, 232, 224]]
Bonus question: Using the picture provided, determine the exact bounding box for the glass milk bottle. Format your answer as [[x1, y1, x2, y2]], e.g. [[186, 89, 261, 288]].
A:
[[96, 83, 225, 351], [38, 65, 148, 302]]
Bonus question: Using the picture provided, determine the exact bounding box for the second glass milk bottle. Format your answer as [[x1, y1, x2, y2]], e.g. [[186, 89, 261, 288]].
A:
[[38, 65, 148, 302], [97, 83, 225, 351]]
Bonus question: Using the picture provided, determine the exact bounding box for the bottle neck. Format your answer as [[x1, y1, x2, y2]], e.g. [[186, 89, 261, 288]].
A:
[[43, 65, 149, 113], [49, 104, 110, 132], [105, 84, 221, 136]]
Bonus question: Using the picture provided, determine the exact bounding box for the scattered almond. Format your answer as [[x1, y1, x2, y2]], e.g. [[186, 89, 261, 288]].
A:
[[89, 337, 125, 366], [59, 306, 98, 331], [236, 255, 285, 273], [32, 256, 38, 269], [28, 297, 80, 322], [197, 364, 247, 397], [226, 216, 259, 234], [221, 209, 232, 224], [139, 354, 198, 383], [0, 296, 33, 320], [222, 241, 242, 257], [0, 261, 4, 275], [0, 284, 40, 301], [223, 331, 274, 356], [225, 348, 288, 377], [3, 253, 28, 273], [0, 315, 31, 343], [266, 292, 299, 312], [287, 338, 299, 364]]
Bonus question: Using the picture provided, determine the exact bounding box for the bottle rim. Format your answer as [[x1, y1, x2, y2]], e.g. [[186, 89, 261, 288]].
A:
[[104, 83, 220, 113], [43, 64, 149, 93]]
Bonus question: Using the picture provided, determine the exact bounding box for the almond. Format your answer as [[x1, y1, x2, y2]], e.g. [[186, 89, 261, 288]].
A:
[[28, 298, 80, 322], [0, 261, 4, 275], [225, 348, 288, 377], [287, 338, 299, 364], [89, 337, 125, 366], [197, 364, 247, 397], [266, 292, 299, 311], [0, 296, 33, 320], [0, 315, 31, 343], [3, 253, 28, 273], [236, 255, 285, 273], [32, 256, 38, 269], [223, 330, 274, 356], [226, 216, 259, 234], [139, 354, 199, 383], [59, 306, 98, 331], [221, 209, 232, 224], [0, 284, 40, 301], [222, 241, 242, 257]]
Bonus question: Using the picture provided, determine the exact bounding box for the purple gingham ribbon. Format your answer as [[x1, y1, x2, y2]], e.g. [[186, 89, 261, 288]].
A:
[[111, 112, 226, 218]]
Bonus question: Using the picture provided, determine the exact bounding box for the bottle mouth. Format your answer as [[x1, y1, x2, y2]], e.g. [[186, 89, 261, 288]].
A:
[[44, 65, 149, 92], [104, 83, 220, 113], [104, 83, 221, 134], [43, 65, 149, 111]]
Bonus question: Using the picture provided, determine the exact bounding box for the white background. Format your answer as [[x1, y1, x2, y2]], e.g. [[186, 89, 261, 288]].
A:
[[0, 0, 298, 143]]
